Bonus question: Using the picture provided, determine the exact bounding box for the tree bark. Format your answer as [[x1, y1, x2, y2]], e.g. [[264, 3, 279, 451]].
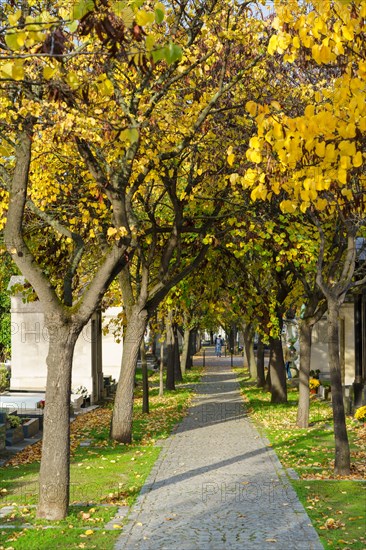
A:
[[256, 336, 266, 388], [297, 320, 312, 428], [328, 301, 350, 475], [37, 321, 80, 520], [111, 306, 148, 442], [180, 326, 191, 376], [243, 323, 256, 379], [186, 329, 197, 369], [173, 322, 183, 382], [140, 339, 149, 414], [159, 341, 164, 397], [166, 313, 175, 390], [269, 335, 287, 403]]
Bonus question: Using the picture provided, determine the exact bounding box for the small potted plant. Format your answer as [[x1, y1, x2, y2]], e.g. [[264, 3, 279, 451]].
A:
[[36, 400, 45, 409], [309, 378, 320, 395], [354, 405, 366, 423]]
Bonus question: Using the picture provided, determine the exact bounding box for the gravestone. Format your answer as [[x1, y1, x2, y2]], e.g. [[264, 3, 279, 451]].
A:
[[8, 277, 122, 404]]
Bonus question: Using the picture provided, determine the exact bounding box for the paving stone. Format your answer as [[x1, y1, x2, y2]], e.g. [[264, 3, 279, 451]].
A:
[[115, 353, 323, 550]]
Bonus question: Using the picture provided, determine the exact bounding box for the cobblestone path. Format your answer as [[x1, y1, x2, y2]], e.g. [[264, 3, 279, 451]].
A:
[[115, 351, 323, 550]]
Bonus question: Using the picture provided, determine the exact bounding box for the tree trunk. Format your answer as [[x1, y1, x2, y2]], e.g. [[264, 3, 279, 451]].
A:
[[166, 313, 175, 390], [328, 301, 350, 475], [186, 330, 196, 370], [140, 339, 149, 414], [37, 322, 80, 520], [180, 327, 191, 376], [264, 348, 272, 392], [159, 341, 164, 397], [256, 336, 266, 388], [243, 323, 256, 379], [297, 321, 313, 428], [297, 320, 312, 428], [269, 336, 287, 403], [111, 306, 148, 442], [173, 322, 183, 382]]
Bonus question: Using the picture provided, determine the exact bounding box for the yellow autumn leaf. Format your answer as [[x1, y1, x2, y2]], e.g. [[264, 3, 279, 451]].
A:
[[66, 71, 80, 90], [338, 168, 347, 184], [229, 173, 239, 184], [292, 36, 300, 49], [353, 151, 363, 167], [280, 200, 297, 213], [227, 153, 235, 167], [136, 10, 155, 26], [318, 44, 332, 64], [316, 198, 328, 211], [107, 227, 118, 237], [84, 529, 94, 536], [315, 141, 325, 157], [300, 189, 310, 201], [342, 25, 353, 41], [268, 35, 278, 55], [120, 128, 139, 144], [250, 150, 262, 164], [5, 31, 26, 50], [249, 136, 261, 149], [12, 64, 24, 81], [8, 10, 22, 26], [0, 63, 14, 79], [325, 143, 337, 162], [245, 101, 257, 116], [43, 66, 57, 80]]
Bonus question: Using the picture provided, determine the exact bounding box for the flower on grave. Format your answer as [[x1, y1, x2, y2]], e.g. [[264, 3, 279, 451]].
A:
[[73, 386, 88, 398], [354, 405, 366, 422], [309, 378, 320, 390]]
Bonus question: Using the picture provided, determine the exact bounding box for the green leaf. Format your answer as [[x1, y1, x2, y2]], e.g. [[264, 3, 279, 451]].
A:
[[153, 42, 182, 64], [155, 8, 165, 24], [165, 42, 182, 64], [152, 47, 166, 63], [72, 0, 94, 21]]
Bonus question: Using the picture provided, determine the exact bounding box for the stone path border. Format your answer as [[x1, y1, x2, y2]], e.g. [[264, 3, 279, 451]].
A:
[[114, 351, 323, 549]]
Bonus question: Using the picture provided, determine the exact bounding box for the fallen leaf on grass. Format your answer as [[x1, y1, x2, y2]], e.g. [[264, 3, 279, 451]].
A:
[[322, 518, 345, 530], [80, 529, 94, 538]]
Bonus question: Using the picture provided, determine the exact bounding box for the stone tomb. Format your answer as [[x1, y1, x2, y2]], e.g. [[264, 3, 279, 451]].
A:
[[8, 277, 122, 405]]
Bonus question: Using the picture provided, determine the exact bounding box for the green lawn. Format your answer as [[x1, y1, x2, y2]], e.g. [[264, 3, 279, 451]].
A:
[[0, 367, 202, 549], [234, 368, 366, 550], [293, 481, 366, 550]]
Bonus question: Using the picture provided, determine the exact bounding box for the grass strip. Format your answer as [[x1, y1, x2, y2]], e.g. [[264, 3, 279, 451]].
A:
[[0, 367, 202, 549], [234, 368, 366, 550]]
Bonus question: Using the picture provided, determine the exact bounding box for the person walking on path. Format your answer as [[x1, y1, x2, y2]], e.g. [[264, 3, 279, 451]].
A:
[[115, 354, 322, 550], [215, 334, 223, 357]]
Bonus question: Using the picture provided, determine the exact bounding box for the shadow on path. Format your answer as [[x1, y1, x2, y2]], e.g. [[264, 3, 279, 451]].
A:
[[115, 359, 323, 550]]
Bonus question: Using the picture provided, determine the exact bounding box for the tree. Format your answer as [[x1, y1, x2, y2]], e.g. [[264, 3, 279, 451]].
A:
[[0, 0, 176, 519], [241, 0, 366, 473], [0, 254, 14, 362], [102, 0, 269, 442]]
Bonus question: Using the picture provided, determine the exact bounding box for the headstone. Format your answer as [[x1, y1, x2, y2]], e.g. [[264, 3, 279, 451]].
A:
[[8, 277, 123, 404]]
